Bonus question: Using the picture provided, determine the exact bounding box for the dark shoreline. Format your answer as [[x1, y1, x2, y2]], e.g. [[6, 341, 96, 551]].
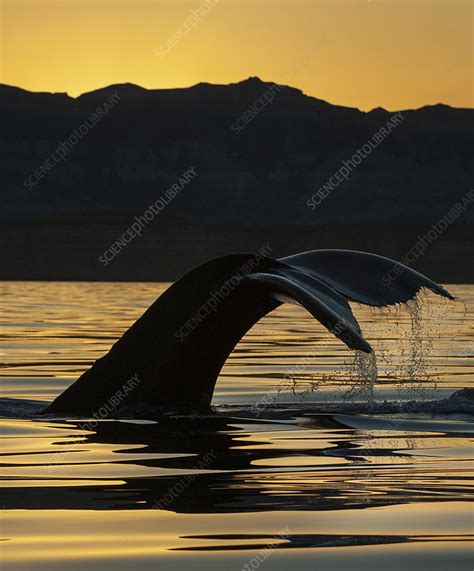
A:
[[1, 216, 472, 283]]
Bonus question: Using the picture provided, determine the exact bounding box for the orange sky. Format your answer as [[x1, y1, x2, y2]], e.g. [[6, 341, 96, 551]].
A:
[[1, 0, 472, 111]]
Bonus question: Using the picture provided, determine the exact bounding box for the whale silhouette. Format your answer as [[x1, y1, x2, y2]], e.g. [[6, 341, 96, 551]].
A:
[[46, 249, 453, 414]]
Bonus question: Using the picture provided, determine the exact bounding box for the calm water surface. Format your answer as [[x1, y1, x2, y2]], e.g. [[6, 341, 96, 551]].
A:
[[0, 282, 473, 570]]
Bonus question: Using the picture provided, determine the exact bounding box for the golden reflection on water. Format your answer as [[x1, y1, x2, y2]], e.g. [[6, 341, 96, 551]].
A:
[[0, 282, 472, 403], [0, 282, 473, 570], [1, 502, 473, 569], [0, 413, 473, 569]]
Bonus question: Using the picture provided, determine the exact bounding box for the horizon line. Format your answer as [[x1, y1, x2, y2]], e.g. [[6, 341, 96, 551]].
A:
[[1, 77, 472, 114]]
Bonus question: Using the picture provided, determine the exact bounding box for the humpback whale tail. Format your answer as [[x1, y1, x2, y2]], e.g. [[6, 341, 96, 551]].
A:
[[45, 250, 453, 414]]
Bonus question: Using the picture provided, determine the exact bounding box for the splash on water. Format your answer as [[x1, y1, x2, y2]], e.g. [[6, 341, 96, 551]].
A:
[[343, 350, 378, 407], [341, 293, 437, 405], [386, 292, 463, 399], [398, 294, 435, 397], [341, 290, 465, 406], [261, 288, 466, 409]]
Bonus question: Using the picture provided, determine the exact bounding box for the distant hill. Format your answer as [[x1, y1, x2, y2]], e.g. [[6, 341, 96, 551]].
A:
[[1, 77, 472, 223], [0, 78, 472, 281]]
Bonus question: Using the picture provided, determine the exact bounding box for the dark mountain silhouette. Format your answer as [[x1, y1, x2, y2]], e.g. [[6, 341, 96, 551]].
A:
[[0, 78, 472, 280]]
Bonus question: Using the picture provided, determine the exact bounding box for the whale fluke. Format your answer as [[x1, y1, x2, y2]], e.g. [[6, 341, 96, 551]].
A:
[[45, 250, 453, 414]]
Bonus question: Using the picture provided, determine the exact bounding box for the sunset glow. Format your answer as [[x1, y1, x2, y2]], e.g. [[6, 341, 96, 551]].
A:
[[1, 0, 472, 110]]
